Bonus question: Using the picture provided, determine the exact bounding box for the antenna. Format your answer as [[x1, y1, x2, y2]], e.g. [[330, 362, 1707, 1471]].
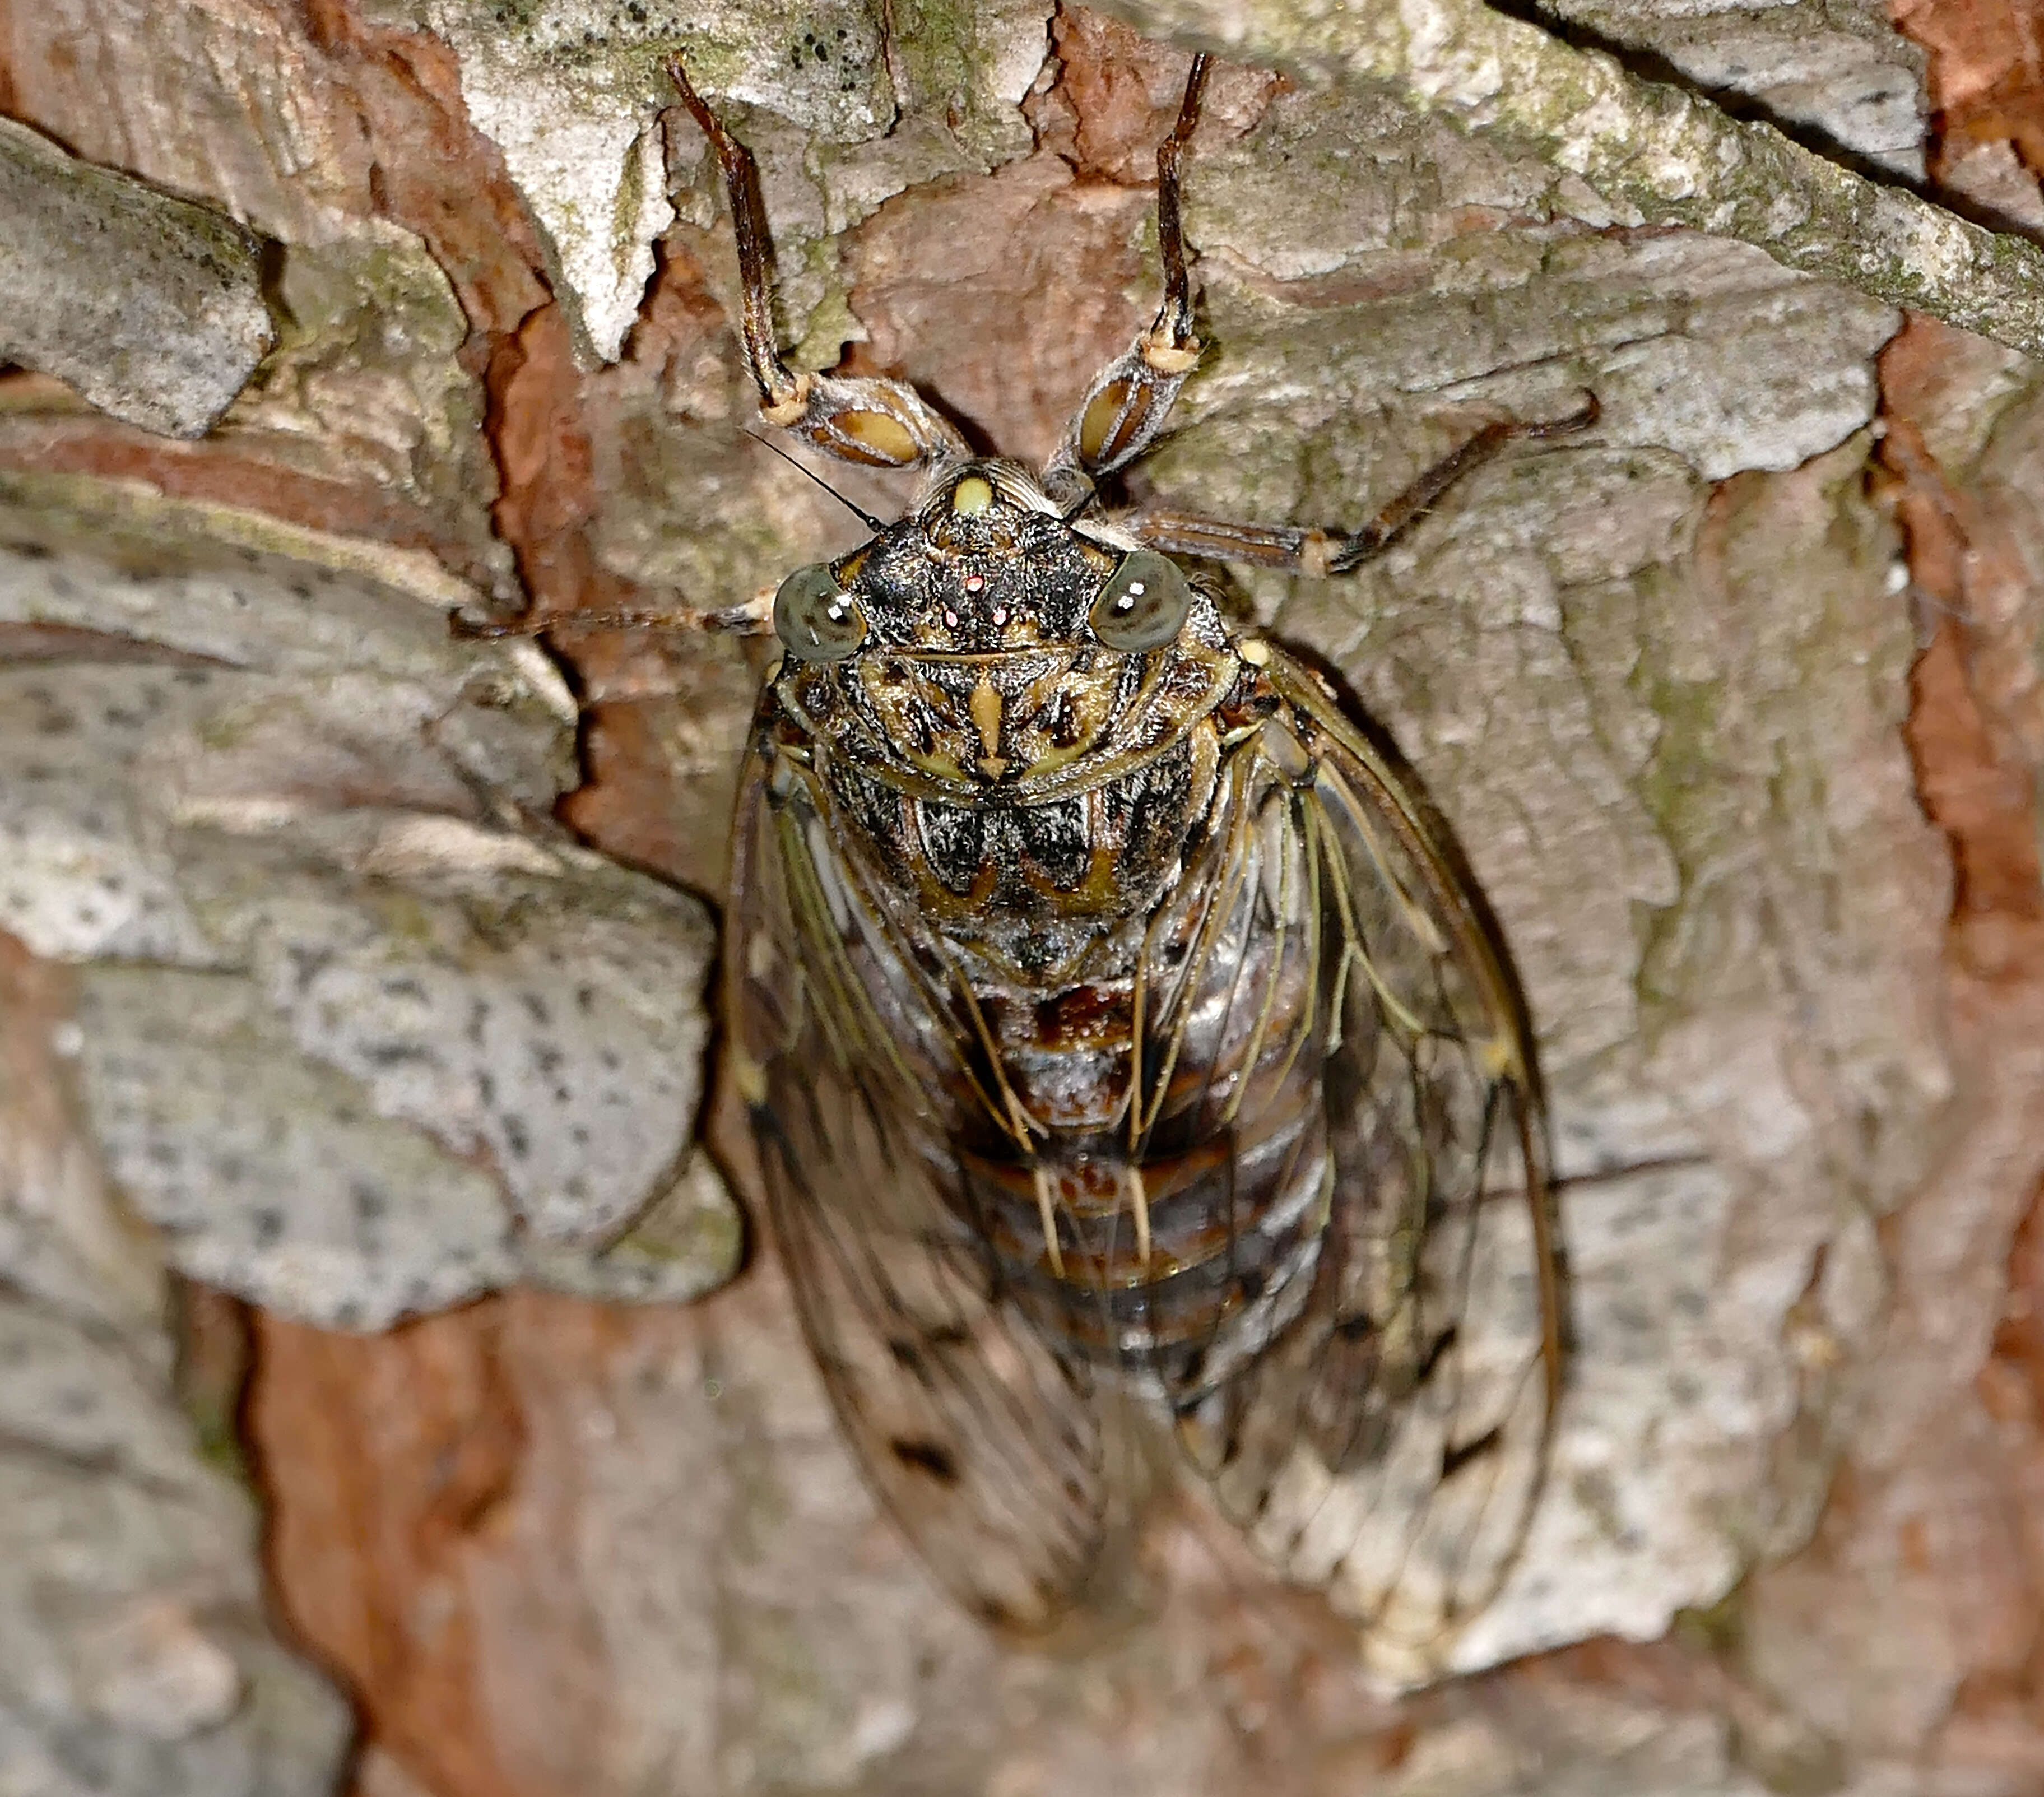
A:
[[745, 430, 889, 532]]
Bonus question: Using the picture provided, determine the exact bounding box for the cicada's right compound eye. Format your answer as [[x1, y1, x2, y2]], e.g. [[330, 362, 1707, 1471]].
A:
[[774, 563, 867, 663], [1088, 549, 1194, 652]]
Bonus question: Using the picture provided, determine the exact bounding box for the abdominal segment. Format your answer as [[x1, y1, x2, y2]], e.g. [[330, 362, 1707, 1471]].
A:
[[960, 1116, 1330, 1403]]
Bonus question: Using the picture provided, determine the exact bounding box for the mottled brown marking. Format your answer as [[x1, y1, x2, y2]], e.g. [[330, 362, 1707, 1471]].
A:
[[890, 1436, 963, 1484]]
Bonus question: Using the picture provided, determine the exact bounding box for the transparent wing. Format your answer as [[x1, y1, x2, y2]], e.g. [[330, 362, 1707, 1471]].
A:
[[1165, 650, 1565, 1680], [726, 747, 1112, 1629]]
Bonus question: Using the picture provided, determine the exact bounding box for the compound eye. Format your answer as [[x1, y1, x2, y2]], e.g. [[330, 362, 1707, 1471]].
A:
[[773, 563, 867, 662], [1088, 549, 1193, 652]]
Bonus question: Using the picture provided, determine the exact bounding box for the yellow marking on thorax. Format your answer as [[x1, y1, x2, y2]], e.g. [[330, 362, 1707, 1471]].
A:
[[969, 673, 1006, 777]]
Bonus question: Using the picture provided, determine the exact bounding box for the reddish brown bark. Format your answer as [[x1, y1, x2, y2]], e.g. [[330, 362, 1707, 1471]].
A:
[[250, 1303, 531, 1797], [1879, 318, 2044, 980], [1893, 0, 2044, 178]]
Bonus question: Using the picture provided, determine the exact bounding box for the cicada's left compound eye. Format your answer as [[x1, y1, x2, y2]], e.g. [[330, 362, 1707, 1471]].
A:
[[1089, 549, 1193, 652], [774, 562, 868, 663]]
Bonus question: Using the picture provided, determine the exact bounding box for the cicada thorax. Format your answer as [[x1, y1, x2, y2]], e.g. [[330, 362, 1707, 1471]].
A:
[[819, 721, 1219, 942], [767, 472, 1231, 905]]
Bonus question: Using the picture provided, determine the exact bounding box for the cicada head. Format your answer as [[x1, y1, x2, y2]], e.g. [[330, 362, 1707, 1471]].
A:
[[769, 459, 1242, 804]]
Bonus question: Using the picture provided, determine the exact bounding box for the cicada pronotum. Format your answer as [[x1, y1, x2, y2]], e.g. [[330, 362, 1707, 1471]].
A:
[[489, 50, 1583, 1679]]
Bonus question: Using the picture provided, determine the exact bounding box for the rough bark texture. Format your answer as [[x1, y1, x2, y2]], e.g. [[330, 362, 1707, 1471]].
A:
[[0, 117, 275, 438], [0, 940, 354, 1794], [1, 1, 2042, 1793]]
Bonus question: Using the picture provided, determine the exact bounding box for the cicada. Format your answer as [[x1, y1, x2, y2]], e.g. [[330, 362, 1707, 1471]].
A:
[[606, 54, 1575, 1674]]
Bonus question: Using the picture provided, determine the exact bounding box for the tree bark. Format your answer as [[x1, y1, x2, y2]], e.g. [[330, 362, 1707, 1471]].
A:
[[2, 2, 2043, 1793]]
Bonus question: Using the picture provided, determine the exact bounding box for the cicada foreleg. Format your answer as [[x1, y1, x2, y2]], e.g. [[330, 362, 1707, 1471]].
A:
[[1121, 394, 1601, 575], [1044, 54, 1213, 502], [668, 59, 969, 474]]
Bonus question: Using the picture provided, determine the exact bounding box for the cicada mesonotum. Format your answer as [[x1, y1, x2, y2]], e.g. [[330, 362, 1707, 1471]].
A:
[[514, 52, 1584, 1677]]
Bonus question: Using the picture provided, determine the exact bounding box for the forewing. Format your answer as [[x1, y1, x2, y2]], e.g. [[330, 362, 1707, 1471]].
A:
[[1184, 653, 1565, 1679], [727, 749, 1111, 1629]]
